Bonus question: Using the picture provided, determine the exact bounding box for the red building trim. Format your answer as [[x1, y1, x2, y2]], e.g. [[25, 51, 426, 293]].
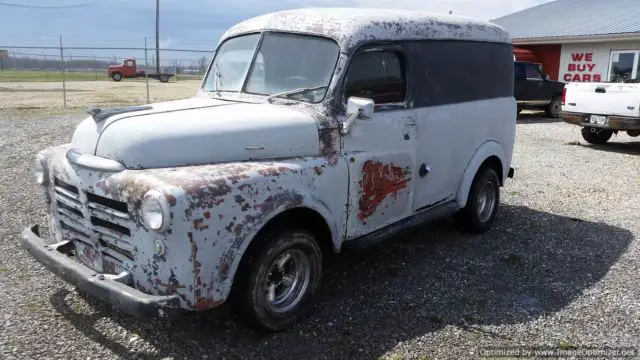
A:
[[514, 45, 562, 80]]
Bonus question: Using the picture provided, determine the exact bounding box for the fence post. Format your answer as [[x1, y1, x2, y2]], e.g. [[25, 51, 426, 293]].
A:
[[144, 37, 150, 104], [59, 36, 67, 108], [94, 55, 98, 81]]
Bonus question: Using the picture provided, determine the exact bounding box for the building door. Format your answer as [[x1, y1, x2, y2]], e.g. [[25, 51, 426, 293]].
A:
[[339, 46, 418, 239]]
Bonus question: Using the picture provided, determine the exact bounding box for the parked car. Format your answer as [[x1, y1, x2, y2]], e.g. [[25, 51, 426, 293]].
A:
[[22, 9, 516, 332], [514, 61, 565, 118], [561, 82, 640, 144], [108, 58, 173, 83]]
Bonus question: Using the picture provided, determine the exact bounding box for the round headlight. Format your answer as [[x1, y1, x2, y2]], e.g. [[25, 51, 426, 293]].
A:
[[141, 190, 169, 232], [32, 154, 47, 185]]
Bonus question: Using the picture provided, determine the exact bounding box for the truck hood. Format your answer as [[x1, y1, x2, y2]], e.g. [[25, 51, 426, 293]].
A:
[[71, 97, 321, 169]]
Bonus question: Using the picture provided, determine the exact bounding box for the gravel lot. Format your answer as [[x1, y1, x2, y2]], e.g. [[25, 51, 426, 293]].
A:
[[0, 109, 639, 360]]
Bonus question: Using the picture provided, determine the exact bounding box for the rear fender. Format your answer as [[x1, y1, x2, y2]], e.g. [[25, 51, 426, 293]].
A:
[[456, 140, 506, 208]]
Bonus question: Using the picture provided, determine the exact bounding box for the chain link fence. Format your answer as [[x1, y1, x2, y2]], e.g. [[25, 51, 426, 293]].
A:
[[0, 38, 214, 109]]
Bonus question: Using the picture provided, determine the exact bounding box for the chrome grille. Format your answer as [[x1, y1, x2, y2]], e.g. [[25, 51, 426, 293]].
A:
[[53, 177, 135, 262]]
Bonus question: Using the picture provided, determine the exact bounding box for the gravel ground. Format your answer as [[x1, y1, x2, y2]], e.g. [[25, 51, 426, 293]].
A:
[[0, 109, 639, 360]]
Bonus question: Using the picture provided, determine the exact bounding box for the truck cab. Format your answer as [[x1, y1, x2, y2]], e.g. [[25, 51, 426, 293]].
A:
[[107, 58, 141, 81], [514, 61, 565, 118], [22, 8, 516, 332]]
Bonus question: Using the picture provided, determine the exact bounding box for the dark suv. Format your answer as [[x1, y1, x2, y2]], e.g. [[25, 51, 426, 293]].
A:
[[514, 61, 565, 118]]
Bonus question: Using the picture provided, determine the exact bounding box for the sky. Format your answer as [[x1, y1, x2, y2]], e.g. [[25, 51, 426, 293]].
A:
[[0, 0, 552, 64]]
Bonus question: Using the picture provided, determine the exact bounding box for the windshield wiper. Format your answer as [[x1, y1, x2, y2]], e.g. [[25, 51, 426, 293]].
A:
[[266, 85, 326, 104]]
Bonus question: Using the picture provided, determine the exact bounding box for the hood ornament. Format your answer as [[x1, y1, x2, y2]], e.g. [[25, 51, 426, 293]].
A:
[[87, 105, 153, 122]]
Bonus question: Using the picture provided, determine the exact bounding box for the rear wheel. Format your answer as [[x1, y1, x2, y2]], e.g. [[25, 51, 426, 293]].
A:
[[545, 96, 562, 118], [111, 72, 122, 82], [455, 166, 500, 234], [581, 127, 613, 144], [231, 228, 323, 332], [159, 75, 169, 83]]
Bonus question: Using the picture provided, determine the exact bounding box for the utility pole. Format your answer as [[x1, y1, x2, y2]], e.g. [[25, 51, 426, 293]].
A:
[[155, 0, 160, 75]]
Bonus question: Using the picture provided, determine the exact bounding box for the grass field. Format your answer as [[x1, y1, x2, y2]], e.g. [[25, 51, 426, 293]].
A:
[[0, 79, 202, 109], [0, 70, 109, 82]]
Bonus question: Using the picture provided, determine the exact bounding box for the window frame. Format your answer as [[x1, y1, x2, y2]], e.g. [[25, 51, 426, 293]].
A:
[[608, 50, 640, 82], [338, 43, 411, 112]]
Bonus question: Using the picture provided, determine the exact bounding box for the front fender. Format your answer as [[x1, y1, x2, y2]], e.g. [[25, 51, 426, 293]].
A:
[[153, 157, 347, 309], [455, 140, 507, 208]]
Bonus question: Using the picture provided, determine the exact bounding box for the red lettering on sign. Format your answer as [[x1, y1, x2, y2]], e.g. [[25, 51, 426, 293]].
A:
[[571, 53, 584, 61], [566, 52, 600, 82]]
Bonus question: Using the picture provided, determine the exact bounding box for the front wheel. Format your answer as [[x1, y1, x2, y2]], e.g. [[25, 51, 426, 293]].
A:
[[231, 228, 323, 332], [455, 167, 500, 234], [581, 127, 613, 144], [545, 96, 562, 118], [111, 72, 122, 82]]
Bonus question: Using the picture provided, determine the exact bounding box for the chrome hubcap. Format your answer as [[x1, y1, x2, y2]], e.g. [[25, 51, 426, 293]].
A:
[[477, 181, 496, 223], [263, 249, 310, 313]]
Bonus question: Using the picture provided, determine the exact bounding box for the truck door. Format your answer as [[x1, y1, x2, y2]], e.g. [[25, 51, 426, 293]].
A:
[[124, 59, 136, 77], [339, 46, 418, 239]]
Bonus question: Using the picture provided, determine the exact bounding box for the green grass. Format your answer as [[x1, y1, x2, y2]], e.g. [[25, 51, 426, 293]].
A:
[[0, 70, 108, 82]]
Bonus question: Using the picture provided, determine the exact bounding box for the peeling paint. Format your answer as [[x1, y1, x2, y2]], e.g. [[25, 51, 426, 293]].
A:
[[358, 160, 411, 221]]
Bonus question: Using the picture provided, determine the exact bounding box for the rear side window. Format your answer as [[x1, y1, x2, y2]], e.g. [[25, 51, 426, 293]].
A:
[[344, 51, 406, 104], [410, 41, 513, 107]]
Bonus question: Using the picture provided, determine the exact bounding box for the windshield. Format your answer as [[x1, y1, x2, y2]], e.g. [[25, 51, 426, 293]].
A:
[[203, 32, 340, 103]]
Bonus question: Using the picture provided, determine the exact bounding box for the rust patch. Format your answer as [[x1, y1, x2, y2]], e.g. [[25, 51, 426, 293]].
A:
[[155, 271, 185, 295], [194, 297, 223, 311], [193, 218, 209, 230], [358, 160, 410, 221], [203, 211, 211, 219], [165, 194, 177, 206], [318, 127, 339, 165]]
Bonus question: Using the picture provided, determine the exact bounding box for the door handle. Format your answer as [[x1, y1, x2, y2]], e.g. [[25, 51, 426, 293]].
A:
[[419, 163, 431, 177], [406, 120, 417, 126]]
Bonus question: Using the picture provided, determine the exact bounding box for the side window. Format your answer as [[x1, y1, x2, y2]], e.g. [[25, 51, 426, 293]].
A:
[[344, 51, 406, 104], [525, 64, 542, 80], [126, 60, 134, 67]]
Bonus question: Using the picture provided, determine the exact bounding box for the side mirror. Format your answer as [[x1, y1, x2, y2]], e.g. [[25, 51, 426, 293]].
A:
[[342, 97, 374, 134], [544, 74, 550, 80]]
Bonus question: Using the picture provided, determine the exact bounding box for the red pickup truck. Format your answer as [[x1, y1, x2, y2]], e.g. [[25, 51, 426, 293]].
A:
[[107, 58, 174, 83]]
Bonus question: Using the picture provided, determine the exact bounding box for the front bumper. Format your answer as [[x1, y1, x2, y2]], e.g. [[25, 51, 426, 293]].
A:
[[21, 224, 181, 319], [561, 111, 640, 130]]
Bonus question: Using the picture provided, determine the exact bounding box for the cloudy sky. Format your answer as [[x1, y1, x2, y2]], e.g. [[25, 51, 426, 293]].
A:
[[0, 0, 551, 62]]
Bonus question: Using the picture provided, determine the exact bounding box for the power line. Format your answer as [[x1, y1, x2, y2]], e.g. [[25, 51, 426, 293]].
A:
[[0, 0, 110, 9]]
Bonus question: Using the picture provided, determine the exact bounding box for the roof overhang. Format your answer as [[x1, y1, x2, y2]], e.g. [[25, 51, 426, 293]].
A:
[[513, 32, 640, 45]]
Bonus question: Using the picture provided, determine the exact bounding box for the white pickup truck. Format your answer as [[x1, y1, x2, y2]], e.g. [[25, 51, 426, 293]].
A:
[[561, 82, 640, 144]]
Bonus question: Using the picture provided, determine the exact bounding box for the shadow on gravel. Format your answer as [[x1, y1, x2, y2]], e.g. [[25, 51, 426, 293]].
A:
[[49, 205, 633, 360], [582, 140, 640, 156], [517, 112, 562, 124]]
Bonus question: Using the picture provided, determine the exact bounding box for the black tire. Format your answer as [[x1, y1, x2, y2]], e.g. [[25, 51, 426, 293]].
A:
[[111, 72, 122, 82], [159, 75, 169, 83], [231, 228, 323, 332], [581, 127, 613, 144], [455, 166, 500, 234], [545, 96, 562, 118]]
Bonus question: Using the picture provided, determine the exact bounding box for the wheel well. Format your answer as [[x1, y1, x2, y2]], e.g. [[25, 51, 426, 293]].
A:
[[481, 156, 504, 186], [243, 207, 334, 261], [228, 207, 334, 298]]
